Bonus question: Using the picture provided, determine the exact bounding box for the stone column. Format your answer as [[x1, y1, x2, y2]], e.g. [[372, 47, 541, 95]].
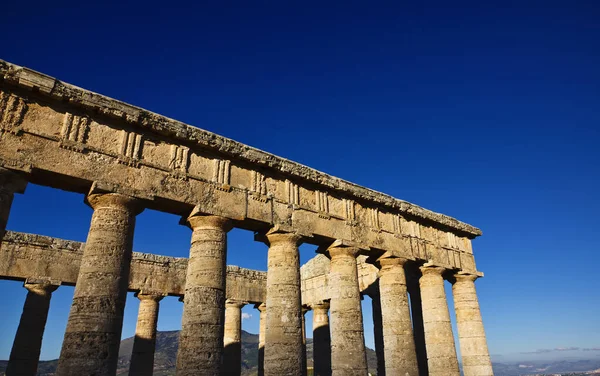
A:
[[378, 257, 419, 376], [0, 167, 27, 242], [176, 208, 232, 376], [326, 241, 368, 376], [7, 281, 58, 376], [370, 288, 385, 376], [312, 301, 331, 376], [57, 191, 142, 376], [452, 273, 494, 376], [301, 306, 309, 376], [129, 293, 164, 376], [222, 299, 245, 376], [407, 271, 428, 376], [419, 264, 460, 376], [255, 303, 266, 376], [261, 227, 303, 376]]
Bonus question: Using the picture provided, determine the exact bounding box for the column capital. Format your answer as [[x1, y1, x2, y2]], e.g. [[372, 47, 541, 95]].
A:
[[321, 239, 363, 259], [310, 301, 330, 312], [0, 167, 27, 194], [254, 302, 266, 312], [24, 282, 59, 295], [419, 263, 447, 276], [134, 291, 165, 302], [302, 305, 310, 315], [377, 256, 410, 269], [184, 206, 233, 231], [225, 299, 246, 309], [86, 191, 143, 214], [451, 271, 483, 283], [255, 225, 304, 246]]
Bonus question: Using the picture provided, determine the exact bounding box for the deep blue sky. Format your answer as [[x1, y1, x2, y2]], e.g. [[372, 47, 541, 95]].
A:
[[1, 0, 599, 363]]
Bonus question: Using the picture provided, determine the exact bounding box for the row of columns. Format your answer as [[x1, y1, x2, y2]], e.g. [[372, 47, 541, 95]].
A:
[[0, 167, 493, 376]]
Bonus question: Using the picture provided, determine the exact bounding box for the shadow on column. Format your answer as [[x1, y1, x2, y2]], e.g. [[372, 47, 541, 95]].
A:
[[129, 336, 155, 376], [313, 325, 332, 376], [222, 342, 242, 376], [408, 267, 429, 376]]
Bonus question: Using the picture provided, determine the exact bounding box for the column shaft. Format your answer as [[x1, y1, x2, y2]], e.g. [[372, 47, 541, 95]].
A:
[[256, 303, 266, 376], [407, 275, 428, 376], [57, 192, 141, 376], [419, 265, 460, 376], [263, 230, 303, 376], [327, 245, 368, 376], [222, 300, 245, 376], [176, 212, 231, 376], [378, 258, 419, 375], [129, 293, 163, 376], [453, 274, 494, 376], [0, 167, 26, 242], [7, 282, 58, 376], [312, 303, 331, 376], [371, 292, 385, 376]]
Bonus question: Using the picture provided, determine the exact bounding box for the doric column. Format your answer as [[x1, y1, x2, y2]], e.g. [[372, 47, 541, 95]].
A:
[[222, 299, 246, 376], [57, 191, 142, 376], [326, 241, 368, 376], [312, 301, 331, 376], [452, 273, 494, 376], [378, 257, 419, 376], [407, 270, 428, 376], [261, 227, 303, 376], [7, 281, 58, 376], [129, 292, 164, 376], [176, 208, 232, 376], [0, 167, 27, 242], [301, 306, 309, 376], [419, 264, 460, 376], [255, 303, 266, 376], [369, 287, 385, 376]]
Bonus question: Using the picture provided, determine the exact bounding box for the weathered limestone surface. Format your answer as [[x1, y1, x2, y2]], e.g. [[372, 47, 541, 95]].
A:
[[0, 167, 26, 242], [419, 265, 460, 376], [129, 293, 163, 376], [223, 299, 245, 376], [177, 213, 231, 376], [262, 229, 303, 376], [0, 231, 267, 303], [407, 272, 429, 376], [0, 59, 481, 278], [370, 292, 386, 376], [7, 282, 58, 376], [255, 303, 266, 376], [57, 192, 142, 376], [311, 302, 331, 376], [377, 258, 419, 376], [326, 243, 368, 376], [452, 273, 494, 376]]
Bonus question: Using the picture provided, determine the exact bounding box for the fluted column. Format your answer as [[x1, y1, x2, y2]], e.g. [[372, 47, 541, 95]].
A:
[[222, 299, 245, 376], [176, 209, 232, 376], [7, 282, 58, 376], [452, 273, 494, 376], [255, 303, 266, 376], [129, 293, 164, 376], [407, 271, 428, 376], [261, 228, 303, 376], [57, 191, 142, 376], [0, 167, 27, 242], [419, 265, 460, 376], [326, 241, 368, 376], [378, 257, 419, 375], [370, 288, 385, 376], [312, 301, 331, 376]]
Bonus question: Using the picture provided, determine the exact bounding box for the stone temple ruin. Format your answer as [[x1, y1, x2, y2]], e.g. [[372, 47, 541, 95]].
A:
[[0, 59, 493, 376]]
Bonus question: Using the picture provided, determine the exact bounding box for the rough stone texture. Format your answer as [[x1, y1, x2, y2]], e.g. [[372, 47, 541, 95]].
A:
[[326, 243, 368, 376], [407, 271, 429, 376], [301, 306, 309, 376], [263, 229, 303, 376], [311, 302, 331, 376], [378, 258, 419, 376], [0, 59, 481, 280], [368, 287, 385, 376], [223, 299, 245, 376], [0, 231, 267, 303], [129, 293, 163, 376], [452, 273, 494, 376], [255, 303, 266, 376], [419, 265, 460, 376], [57, 192, 142, 376], [7, 282, 58, 376], [176, 213, 231, 376], [0, 167, 26, 241]]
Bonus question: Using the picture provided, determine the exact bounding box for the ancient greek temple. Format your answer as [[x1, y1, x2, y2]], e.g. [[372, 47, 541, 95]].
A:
[[0, 59, 493, 376]]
